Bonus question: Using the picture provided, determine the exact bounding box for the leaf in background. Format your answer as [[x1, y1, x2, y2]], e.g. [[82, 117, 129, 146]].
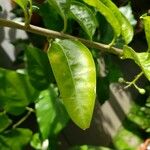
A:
[[47, 0, 70, 31], [13, 0, 28, 12], [0, 128, 32, 150], [119, 3, 137, 27], [25, 45, 54, 91], [69, 1, 98, 39], [123, 46, 150, 80], [96, 76, 110, 104], [35, 85, 69, 140], [70, 145, 114, 150], [0, 68, 39, 115], [39, 2, 63, 31], [141, 16, 150, 50], [100, 0, 133, 44], [0, 113, 12, 133], [30, 133, 42, 150], [48, 39, 96, 129], [83, 0, 121, 40]]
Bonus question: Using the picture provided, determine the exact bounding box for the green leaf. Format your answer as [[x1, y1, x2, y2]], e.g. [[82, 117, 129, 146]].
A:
[[47, 0, 70, 31], [119, 4, 137, 26], [48, 39, 96, 129], [70, 145, 114, 150], [25, 45, 54, 90], [123, 46, 150, 80], [83, 0, 121, 40], [30, 133, 42, 149], [69, 1, 98, 39], [0, 128, 32, 150], [100, 0, 133, 44], [141, 16, 150, 50], [39, 2, 63, 31], [13, 0, 28, 12], [0, 68, 39, 115], [0, 113, 12, 133], [35, 85, 69, 139]]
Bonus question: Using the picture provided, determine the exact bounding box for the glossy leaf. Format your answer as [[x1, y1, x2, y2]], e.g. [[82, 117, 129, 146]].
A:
[[39, 2, 63, 31], [141, 16, 150, 50], [35, 85, 69, 139], [83, 0, 121, 39], [47, 0, 70, 30], [100, 0, 133, 44], [48, 39, 96, 129], [0, 113, 12, 133], [25, 45, 54, 90], [69, 1, 98, 39], [0, 68, 39, 115], [0, 128, 32, 150], [123, 46, 150, 80], [119, 4, 137, 26]]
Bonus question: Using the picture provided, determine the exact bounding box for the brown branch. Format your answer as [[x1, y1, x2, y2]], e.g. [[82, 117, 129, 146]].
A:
[[0, 18, 123, 56]]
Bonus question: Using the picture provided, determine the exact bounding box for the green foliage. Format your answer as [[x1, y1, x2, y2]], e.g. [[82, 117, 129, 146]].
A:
[[0, 128, 32, 150], [141, 15, 150, 50], [25, 45, 54, 90], [35, 85, 69, 140], [123, 46, 150, 80], [70, 145, 114, 150], [47, 0, 70, 31], [0, 68, 38, 115], [48, 39, 96, 129], [1, 0, 150, 149], [13, 0, 32, 25], [0, 113, 12, 133], [100, 0, 133, 44], [119, 3, 137, 27], [83, 0, 121, 43], [69, 1, 98, 39]]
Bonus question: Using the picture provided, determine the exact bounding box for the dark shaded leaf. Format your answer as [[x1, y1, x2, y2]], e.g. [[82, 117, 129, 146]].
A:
[[83, 0, 121, 40], [39, 2, 63, 31], [123, 46, 150, 80], [69, 1, 98, 39], [0, 113, 12, 133], [100, 0, 133, 44], [0, 68, 39, 115], [0, 128, 32, 150], [47, 0, 70, 30], [26, 45, 54, 90], [141, 16, 150, 50]]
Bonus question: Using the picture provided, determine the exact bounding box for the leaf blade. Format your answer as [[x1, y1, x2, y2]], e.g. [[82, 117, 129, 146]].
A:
[[83, 0, 121, 39], [25, 45, 54, 90], [123, 46, 150, 80], [35, 85, 69, 139], [48, 39, 96, 129], [0, 128, 32, 150], [142, 16, 150, 50], [69, 1, 98, 39], [100, 0, 133, 44]]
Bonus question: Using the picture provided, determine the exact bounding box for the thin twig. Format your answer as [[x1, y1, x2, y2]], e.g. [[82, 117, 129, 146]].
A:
[[12, 110, 32, 129], [0, 18, 123, 56], [124, 72, 143, 89]]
